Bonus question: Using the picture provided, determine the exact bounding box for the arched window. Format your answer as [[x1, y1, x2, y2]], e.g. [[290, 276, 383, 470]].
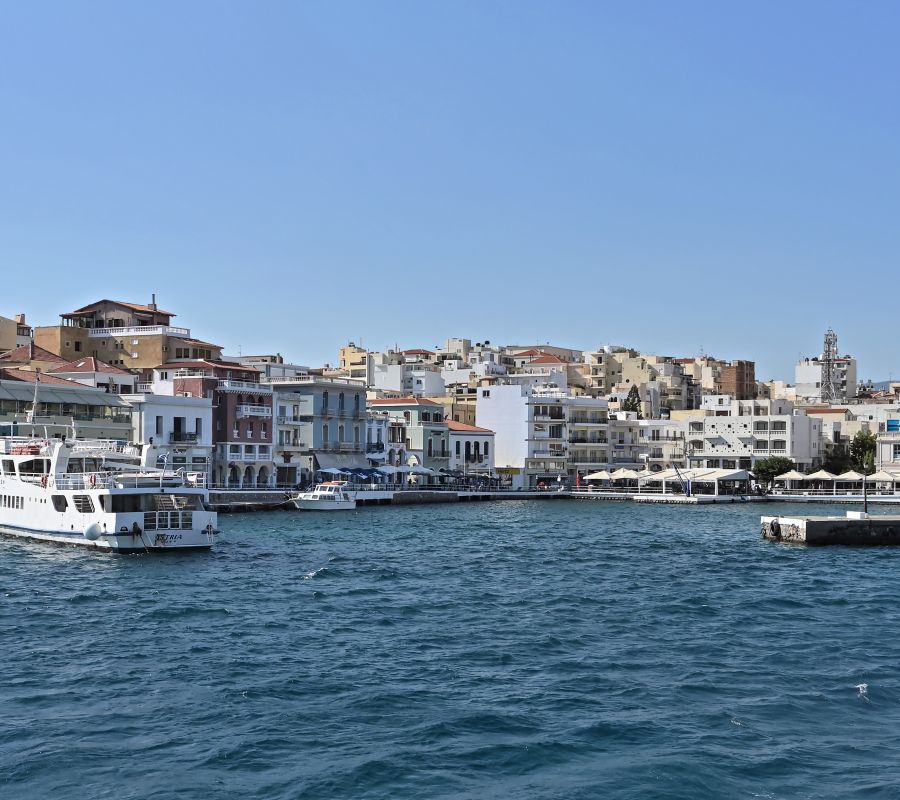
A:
[[484, 442, 489, 457], [339, 425, 345, 443], [322, 391, 329, 412], [427, 439, 433, 457], [474, 441, 480, 459], [465, 441, 472, 461], [339, 392, 345, 411], [323, 423, 329, 445]]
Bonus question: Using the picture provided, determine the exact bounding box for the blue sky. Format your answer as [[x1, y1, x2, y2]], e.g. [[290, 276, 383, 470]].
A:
[[1, 1, 897, 381]]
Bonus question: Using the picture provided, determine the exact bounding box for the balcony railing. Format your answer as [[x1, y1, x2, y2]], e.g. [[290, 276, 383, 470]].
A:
[[366, 442, 385, 452], [169, 432, 199, 443], [277, 416, 307, 425], [219, 380, 272, 393], [237, 404, 272, 418], [87, 325, 191, 338]]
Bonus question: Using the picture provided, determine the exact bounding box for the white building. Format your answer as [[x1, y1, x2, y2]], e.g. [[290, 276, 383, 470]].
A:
[[795, 356, 858, 404], [372, 362, 445, 397], [447, 420, 495, 476], [685, 399, 822, 471], [476, 382, 608, 488], [121, 392, 215, 479]]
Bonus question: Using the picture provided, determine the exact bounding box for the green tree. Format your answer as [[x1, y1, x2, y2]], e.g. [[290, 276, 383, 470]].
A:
[[753, 456, 796, 487], [822, 446, 852, 474], [622, 384, 642, 418], [849, 430, 877, 474]]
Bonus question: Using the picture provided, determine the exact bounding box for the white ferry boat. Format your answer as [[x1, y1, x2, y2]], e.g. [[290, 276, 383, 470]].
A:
[[0, 436, 218, 552], [293, 481, 357, 511]]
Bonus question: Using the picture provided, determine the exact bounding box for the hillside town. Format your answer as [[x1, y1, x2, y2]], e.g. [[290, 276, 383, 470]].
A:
[[0, 297, 896, 491]]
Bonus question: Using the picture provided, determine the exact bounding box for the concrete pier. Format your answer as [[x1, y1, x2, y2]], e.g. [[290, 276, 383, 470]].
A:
[[761, 513, 900, 545]]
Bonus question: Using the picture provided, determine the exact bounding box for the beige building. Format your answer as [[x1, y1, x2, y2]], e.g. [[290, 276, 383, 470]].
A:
[[0, 313, 32, 353], [34, 298, 222, 374]]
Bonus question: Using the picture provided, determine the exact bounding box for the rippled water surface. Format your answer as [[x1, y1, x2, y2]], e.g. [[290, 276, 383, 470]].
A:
[[3, 500, 900, 799]]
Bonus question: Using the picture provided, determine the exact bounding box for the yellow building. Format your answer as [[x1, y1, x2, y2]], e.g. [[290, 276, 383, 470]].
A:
[[34, 298, 222, 374]]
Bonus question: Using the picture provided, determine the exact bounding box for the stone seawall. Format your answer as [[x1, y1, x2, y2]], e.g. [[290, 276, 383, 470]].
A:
[[762, 514, 900, 545]]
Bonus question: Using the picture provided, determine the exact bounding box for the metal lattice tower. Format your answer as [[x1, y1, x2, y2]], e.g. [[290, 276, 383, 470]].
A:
[[821, 328, 839, 402]]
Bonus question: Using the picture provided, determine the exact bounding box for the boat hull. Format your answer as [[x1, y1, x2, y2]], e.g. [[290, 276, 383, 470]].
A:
[[0, 523, 216, 553], [293, 499, 357, 511]]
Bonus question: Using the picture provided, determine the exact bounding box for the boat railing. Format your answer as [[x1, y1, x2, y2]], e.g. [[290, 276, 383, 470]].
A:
[[24, 470, 206, 491]]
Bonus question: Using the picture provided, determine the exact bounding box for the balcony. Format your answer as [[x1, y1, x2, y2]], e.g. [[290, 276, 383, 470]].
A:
[[220, 380, 272, 393], [366, 442, 385, 453], [87, 325, 191, 338], [169, 432, 199, 443], [534, 414, 566, 422], [277, 416, 306, 425], [569, 436, 608, 444], [339, 443, 364, 452], [237, 404, 272, 418], [136, 382, 154, 392]]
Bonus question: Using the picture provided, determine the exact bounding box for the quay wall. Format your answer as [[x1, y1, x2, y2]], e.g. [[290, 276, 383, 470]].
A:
[[761, 515, 900, 546]]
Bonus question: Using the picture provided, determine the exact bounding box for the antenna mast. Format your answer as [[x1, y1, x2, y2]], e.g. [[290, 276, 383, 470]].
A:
[[821, 328, 839, 403]]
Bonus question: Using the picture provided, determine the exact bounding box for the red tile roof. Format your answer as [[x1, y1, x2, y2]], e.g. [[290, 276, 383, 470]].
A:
[[402, 348, 435, 356], [803, 407, 850, 414], [527, 355, 566, 365], [446, 420, 494, 434], [368, 397, 440, 406], [0, 343, 69, 364], [64, 300, 176, 317], [49, 357, 132, 376], [513, 348, 546, 357], [0, 368, 83, 386]]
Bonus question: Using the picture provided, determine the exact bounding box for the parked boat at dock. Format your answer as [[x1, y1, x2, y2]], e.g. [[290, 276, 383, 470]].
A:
[[293, 481, 357, 511], [0, 436, 218, 552]]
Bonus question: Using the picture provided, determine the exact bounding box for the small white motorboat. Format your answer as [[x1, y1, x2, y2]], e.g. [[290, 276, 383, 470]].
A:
[[293, 481, 357, 511]]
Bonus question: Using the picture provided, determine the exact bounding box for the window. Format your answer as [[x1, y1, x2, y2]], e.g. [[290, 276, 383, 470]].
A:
[[484, 442, 489, 457], [74, 341, 82, 352], [195, 418, 202, 438], [427, 439, 433, 457], [156, 416, 163, 436], [51, 495, 68, 512], [456, 441, 461, 456]]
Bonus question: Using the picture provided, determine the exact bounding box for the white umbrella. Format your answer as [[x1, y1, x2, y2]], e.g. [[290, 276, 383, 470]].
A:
[[869, 470, 898, 483], [806, 469, 836, 481], [835, 470, 866, 481], [775, 470, 807, 481], [584, 470, 611, 480]]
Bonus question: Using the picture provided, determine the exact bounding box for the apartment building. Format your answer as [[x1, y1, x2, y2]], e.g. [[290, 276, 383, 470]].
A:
[[685, 399, 822, 470], [368, 397, 450, 478], [268, 375, 368, 482]]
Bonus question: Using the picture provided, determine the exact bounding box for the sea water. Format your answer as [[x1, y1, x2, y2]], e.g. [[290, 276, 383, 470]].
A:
[[3, 500, 900, 799]]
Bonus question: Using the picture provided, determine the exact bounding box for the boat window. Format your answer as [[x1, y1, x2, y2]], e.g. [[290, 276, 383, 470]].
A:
[[51, 495, 68, 512], [2, 459, 14, 476], [110, 495, 143, 512]]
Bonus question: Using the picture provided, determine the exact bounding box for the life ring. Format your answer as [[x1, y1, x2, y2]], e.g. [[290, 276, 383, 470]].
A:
[[89, 474, 97, 489], [769, 519, 782, 539]]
